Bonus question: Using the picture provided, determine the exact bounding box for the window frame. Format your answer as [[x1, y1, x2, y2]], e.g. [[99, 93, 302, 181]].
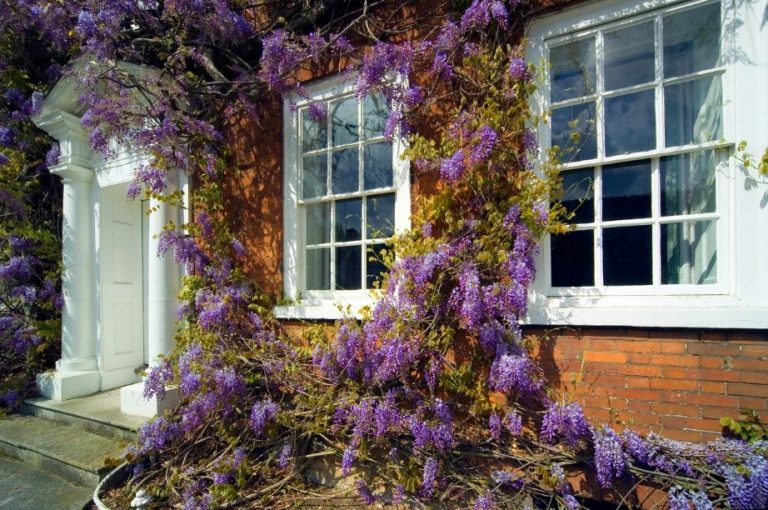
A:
[[279, 75, 410, 319], [526, 0, 768, 328]]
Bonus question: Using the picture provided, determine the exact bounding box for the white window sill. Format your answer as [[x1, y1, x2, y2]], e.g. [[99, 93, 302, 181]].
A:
[[274, 295, 377, 320]]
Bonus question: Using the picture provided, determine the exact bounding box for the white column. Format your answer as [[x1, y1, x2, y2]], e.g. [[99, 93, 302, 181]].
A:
[[146, 192, 181, 366], [57, 167, 98, 371]]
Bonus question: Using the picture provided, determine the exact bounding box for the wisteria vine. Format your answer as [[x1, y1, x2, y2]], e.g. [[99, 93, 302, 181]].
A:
[[0, 1, 766, 509]]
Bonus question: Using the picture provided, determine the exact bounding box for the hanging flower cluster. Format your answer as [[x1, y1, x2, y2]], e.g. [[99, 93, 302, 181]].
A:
[[0, 0, 766, 509]]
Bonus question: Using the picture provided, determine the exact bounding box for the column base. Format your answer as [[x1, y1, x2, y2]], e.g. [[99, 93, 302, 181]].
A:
[[57, 357, 98, 372], [120, 382, 179, 418], [36, 369, 101, 401]]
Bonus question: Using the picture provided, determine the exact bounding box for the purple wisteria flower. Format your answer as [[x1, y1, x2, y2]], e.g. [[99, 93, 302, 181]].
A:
[[278, 442, 292, 469], [540, 402, 591, 447], [250, 399, 278, 437], [509, 57, 529, 81], [342, 447, 355, 475], [489, 413, 502, 440], [504, 410, 523, 436], [0, 127, 15, 147], [469, 125, 497, 165], [356, 479, 376, 504], [592, 426, 627, 488], [143, 360, 173, 399], [474, 491, 496, 510], [421, 457, 438, 498], [439, 150, 465, 181]]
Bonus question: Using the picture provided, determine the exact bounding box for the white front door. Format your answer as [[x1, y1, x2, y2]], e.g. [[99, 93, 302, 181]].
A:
[[99, 185, 145, 387]]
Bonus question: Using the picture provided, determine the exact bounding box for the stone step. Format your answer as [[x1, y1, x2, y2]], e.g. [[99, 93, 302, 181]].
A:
[[23, 388, 146, 442], [0, 414, 128, 487], [0, 452, 93, 510]]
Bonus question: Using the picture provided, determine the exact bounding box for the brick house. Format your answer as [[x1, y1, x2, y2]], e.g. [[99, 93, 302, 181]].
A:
[[34, 0, 768, 438]]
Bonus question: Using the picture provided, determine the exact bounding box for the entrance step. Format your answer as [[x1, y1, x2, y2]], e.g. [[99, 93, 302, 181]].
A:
[[0, 452, 93, 510], [23, 388, 146, 442], [0, 414, 128, 487]]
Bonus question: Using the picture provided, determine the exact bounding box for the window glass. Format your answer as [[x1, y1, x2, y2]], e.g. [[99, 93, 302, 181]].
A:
[[367, 194, 395, 238], [335, 199, 362, 242], [306, 203, 331, 245], [550, 38, 596, 102], [661, 151, 717, 216], [302, 108, 327, 152], [332, 148, 359, 194], [602, 160, 652, 221], [363, 94, 388, 139], [663, 3, 720, 78], [551, 102, 597, 161], [603, 226, 652, 285], [364, 143, 393, 190], [561, 169, 594, 224], [662, 221, 717, 284], [332, 97, 359, 146], [605, 90, 656, 155], [302, 154, 327, 199], [551, 230, 594, 287], [336, 246, 362, 290], [604, 22, 655, 91], [664, 76, 722, 147], [306, 248, 331, 290]]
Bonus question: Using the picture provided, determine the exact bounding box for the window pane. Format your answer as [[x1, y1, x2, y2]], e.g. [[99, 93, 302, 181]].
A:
[[663, 3, 720, 78], [335, 198, 362, 242], [303, 154, 327, 199], [603, 226, 652, 285], [366, 243, 388, 289], [551, 102, 597, 161], [551, 230, 594, 286], [550, 38, 596, 102], [363, 94, 388, 139], [661, 151, 717, 216], [561, 169, 594, 224], [364, 143, 393, 190], [604, 21, 655, 91], [605, 90, 656, 156], [332, 148, 359, 194], [306, 203, 331, 245], [301, 108, 327, 152], [336, 246, 362, 290], [664, 76, 722, 147], [306, 248, 330, 290], [367, 194, 395, 238], [332, 97, 359, 146], [662, 221, 717, 284], [603, 160, 651, 221]]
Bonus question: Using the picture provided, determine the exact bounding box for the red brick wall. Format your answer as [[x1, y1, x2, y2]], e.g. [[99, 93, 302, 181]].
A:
[[527, 327, 768, 442]]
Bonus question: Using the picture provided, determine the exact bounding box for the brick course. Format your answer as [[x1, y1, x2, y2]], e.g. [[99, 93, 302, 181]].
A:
[[526, 326, 768, 442]]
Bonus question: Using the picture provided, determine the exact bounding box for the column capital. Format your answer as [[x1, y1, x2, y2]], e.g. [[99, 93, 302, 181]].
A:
[[50, 163, 94, 184]]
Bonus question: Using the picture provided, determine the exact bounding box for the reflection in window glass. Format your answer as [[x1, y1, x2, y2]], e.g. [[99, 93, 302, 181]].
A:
[[306, 248, 331, 290], [363, 94, 388, 139], [550, 38, 596, 102], [661, 151, 717, 216], [551, 230, 594, 286], [603, 226, 652, 285], [364, 143, 393, 190], [662, 221, 717, 284], [332, 148, 359, 194], [664, 76, 722, 147], [604, 22, 655, 91], [551, 102, 597, 161], [602, 160, 651, 221], [366, 243, 388, 288], [332, 97, 359, 146], [336, 246, 361, 290], [335, 199, 362, 242], [301, 108, 327, 153], [605, 90, 656, 155], [663, 3, 720, 78], [303, 154, 327, 199], [367, 194, 395, 238], [306, 203, 330, 245], [561, 169, 594, 224]]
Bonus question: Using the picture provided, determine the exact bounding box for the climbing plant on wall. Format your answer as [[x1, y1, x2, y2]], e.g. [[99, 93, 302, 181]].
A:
[[1, 1, 767, 509]]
